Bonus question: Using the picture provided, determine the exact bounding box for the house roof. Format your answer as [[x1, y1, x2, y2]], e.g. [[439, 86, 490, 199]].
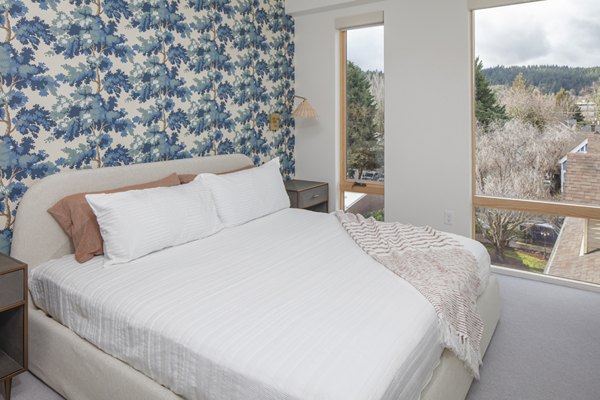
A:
[[562, 134, 600, 205], [559, 132, 589, 164], [546, 217, 600, 285]]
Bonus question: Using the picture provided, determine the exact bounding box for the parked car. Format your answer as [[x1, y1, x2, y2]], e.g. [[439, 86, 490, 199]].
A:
[[521, 223, 560, 245]]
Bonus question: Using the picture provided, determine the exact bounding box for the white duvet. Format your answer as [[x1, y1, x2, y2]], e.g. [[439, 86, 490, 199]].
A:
[[30, 209, 490, 400]]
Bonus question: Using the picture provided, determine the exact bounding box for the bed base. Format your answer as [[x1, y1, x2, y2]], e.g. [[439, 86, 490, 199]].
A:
[[28, 276, 500, 400]]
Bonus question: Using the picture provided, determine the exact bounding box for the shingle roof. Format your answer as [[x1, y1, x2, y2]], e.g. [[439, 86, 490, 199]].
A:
[[563, 134, 600, 205], [546, 217, 600, 285]]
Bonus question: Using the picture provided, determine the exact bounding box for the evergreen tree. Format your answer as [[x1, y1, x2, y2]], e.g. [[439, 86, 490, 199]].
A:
[[475, 57, 507, 130], [346, 61, 380, 180], [481, 65, 600, 95], [555, 88, 583, 123]]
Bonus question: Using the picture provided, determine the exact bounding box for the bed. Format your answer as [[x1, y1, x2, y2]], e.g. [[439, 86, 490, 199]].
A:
[[11, 154, 501, 400]]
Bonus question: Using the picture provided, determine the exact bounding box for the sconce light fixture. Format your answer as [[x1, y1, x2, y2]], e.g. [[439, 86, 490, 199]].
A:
[[292, 95, 318, 119]]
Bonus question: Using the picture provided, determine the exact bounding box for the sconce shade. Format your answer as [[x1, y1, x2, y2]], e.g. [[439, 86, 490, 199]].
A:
[[293, 96, 318, 119]]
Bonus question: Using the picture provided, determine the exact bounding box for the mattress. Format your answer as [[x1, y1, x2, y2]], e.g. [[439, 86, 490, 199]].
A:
[[29, 208, 491, 400]]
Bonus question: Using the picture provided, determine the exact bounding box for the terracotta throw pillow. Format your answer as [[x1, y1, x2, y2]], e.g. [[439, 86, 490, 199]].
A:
[[177, 164, 255, 184], [48, 173, 181, 263]]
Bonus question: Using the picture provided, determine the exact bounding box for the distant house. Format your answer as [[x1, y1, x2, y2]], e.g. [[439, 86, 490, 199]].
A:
[[561, 133, 600, 206], [547, 133, 600, 284], [559, 138, 589, 193], [576, 101, 597, 122]]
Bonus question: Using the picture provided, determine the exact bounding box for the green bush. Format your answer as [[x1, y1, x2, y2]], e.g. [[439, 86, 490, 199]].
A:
[[365, 209, 384, 221]]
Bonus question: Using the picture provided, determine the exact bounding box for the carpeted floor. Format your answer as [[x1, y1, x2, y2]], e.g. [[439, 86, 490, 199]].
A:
[[10, 371, 62, 400], [467, 275, 600, 400], [9, 275, 600, 400]]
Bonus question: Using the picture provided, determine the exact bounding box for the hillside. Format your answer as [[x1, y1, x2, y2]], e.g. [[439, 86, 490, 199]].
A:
[[482, 65, 600, 94]]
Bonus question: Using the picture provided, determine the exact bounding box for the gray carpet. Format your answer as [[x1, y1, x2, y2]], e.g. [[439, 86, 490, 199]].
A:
[[9, 275, 600, 400], [9, 372, 62, 400], [467, 275, 600, 400]]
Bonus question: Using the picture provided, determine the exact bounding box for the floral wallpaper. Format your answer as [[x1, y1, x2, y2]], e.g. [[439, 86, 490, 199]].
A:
[[0, 0, 295, 253]]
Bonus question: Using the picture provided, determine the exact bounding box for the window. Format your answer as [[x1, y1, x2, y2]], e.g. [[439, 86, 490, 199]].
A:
[[340, 25, 384, 220], [473, 0, 600, 286]]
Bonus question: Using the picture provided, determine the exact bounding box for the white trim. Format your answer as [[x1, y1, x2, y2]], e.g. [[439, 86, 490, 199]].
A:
[[468, 0, 544, 11], [543, 216, 563, 275], [335, 11, 384, 30], [559, 138, 589, 164], [491, 265, 600, 293]]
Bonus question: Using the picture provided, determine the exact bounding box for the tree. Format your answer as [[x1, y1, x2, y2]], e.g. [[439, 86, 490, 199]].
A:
[[129, 0, 191, 162], [480, 64, 600, 95], [474, 57, 507, 130], [267, 1, 295, 178], [0, 0, 58, 252], [54, 90, 133, 168], [232, 0, 270, 165], [346, 61, 380, 179], [50, 1, 134, 168], [366, 70, 384, 135], [186, 0, 236, 159], [476, 119, 575, 261], [555, 88, 583, 123], [0, 135, 58, 227], [498, 73, 561, 131]]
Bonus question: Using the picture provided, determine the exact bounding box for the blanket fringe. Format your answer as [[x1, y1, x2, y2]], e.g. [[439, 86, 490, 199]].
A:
[[438, 315, 482, 379], [335, 211, 484, 379]]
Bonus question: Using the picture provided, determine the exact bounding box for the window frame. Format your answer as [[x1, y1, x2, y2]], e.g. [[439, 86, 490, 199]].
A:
[[470, 8, 600, 241], [339, 29, 385, 210]]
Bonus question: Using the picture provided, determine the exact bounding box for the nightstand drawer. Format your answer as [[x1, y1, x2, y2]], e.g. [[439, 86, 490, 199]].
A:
[[0, 270, 24, 309], [298, 185, 328, 209]]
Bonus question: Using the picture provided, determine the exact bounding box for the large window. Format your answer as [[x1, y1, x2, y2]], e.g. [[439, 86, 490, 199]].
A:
[[340, 25, 384, 220], [473, 0, 600, 286]]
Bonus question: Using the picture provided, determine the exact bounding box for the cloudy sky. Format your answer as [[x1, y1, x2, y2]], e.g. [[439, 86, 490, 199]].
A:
[[347, 1, 600, 71], [475, 0, 600, 67], [347, 25, 384, 72]]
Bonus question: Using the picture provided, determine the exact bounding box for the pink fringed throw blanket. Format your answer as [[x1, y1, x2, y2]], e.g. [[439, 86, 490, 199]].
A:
[[335, 212, 483, 378]]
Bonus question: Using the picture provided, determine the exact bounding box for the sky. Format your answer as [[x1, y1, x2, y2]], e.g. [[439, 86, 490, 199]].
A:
[[346, 1, 600, 70], [347, 25, 384, 72], [475, 0, 600, 68]]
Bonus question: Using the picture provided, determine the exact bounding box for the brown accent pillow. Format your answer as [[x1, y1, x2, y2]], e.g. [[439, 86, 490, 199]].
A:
[[177, 174, 199, 185], [48, 173, 181, 263], [177, 164, 255, 184]]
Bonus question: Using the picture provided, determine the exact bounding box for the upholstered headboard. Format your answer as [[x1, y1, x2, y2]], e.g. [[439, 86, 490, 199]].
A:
[[11, 154, 254, 269]]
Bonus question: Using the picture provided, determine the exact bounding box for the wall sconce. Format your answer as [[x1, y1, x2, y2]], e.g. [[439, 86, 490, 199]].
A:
[[292, 95, 318, 119]]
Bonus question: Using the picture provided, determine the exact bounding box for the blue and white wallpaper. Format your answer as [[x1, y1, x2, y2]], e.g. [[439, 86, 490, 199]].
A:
[[0, 0, 295, 253]]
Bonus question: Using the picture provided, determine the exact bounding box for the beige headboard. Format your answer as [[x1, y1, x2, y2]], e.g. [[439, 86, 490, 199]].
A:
[[11, 154, 254, 269]]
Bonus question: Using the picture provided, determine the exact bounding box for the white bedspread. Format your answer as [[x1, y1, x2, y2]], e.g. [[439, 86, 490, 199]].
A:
[[30, 209, 490, 400]]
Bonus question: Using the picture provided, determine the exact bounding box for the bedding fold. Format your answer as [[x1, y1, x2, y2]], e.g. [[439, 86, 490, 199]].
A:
[[335, 211, 483, 378]]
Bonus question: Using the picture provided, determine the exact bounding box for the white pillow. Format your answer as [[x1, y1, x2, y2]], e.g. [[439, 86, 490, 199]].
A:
[[195, 158, 290, 227], [85, 182, 223, 265]]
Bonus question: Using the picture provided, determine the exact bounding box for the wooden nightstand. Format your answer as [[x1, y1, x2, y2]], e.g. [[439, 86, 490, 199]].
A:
[[0, 254, 27, 400], [285, 180, 329, 213]]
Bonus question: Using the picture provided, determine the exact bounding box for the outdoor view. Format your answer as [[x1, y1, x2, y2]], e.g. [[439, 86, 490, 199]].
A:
[[474, 0, 600, 285], [343, 25, 385, 220]]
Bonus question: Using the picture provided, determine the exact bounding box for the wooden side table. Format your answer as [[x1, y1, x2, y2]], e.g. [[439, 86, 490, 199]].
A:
[[0, 254, 27, 400], [284, 180, 329, 213]]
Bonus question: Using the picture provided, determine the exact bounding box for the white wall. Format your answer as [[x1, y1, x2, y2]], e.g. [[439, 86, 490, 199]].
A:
[[292, 0, 474, 236], [286, 0, 381, 16]]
